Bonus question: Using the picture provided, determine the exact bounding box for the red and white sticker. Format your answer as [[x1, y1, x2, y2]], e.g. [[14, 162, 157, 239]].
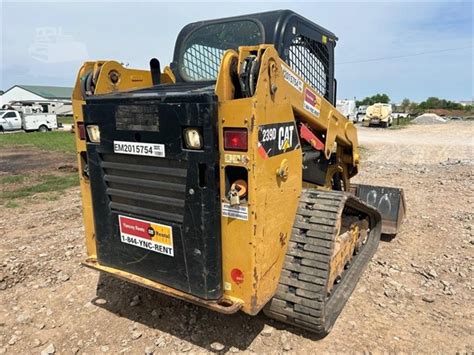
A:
[[303, 88, 321, 117], [118, 215, 174, 256]]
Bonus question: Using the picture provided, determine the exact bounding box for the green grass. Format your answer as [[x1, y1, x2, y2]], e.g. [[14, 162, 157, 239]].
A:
[[0, 174, 28, 184], [4, 201, 20, 208], [1, 173, 79, 201], [390, 117, 413, 130], [0, 131, 75, 154], [58, 115, 74, 125]]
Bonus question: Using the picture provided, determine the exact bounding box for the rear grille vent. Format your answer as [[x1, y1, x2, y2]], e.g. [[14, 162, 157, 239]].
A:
[[100, 153, 187, 223]]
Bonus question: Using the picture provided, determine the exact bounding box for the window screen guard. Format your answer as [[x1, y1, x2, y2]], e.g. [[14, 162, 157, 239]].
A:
[[180, 20, 263, 81], [287, 35, 330, 99]]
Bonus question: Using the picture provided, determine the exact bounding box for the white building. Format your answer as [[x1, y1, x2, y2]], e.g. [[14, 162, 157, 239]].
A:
[[0, 85, 73, 115]]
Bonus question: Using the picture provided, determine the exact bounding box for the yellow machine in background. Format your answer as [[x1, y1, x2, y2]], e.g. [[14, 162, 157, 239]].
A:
[[363, 103, 393, 127], [72, 10, 405, 335]]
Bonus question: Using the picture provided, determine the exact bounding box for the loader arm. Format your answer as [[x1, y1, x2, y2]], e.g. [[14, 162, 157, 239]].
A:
[[216, 45, 360, 190]]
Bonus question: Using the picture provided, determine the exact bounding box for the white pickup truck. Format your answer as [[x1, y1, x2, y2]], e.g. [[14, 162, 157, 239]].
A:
[[0, 110, 58, 133]]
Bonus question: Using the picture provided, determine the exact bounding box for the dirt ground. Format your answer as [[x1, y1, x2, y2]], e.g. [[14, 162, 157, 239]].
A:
[[0, 121, 472, 354]]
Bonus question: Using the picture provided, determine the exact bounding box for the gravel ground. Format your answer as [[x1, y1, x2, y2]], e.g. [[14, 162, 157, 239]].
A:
[[0, 121, 473, 354]]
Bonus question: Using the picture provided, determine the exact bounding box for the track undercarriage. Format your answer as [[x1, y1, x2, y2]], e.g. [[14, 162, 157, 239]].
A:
[[264, 189, 382, 334]]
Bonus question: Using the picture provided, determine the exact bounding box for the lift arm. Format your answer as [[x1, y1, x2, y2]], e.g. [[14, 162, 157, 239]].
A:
[[216, 45, 360, 186]]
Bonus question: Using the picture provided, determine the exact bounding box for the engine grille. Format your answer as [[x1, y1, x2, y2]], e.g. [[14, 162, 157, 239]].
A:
[[100, 153, 187, 223]]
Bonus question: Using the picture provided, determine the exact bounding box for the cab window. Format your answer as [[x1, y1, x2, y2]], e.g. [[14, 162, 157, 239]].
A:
[[179, 20, 262, 81]]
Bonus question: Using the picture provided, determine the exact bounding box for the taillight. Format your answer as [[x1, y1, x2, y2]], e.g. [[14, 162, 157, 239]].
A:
[[224, 128, 248, 151], [77, 122, 86, 140]]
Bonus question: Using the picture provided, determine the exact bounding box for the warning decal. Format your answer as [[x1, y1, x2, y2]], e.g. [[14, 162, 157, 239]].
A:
[[281, 64, 303, 93], [118, 215, 174, 256], [303, 87, 321, 117], [257, 122, 300, 159], [222, 203, 248, 221]]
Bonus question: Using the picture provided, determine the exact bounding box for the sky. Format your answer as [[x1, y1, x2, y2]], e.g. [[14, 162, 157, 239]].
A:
[[0, 1, 472, 103]]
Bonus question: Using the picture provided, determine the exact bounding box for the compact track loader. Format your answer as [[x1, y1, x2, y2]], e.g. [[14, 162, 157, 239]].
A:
[[72, 10, 405, 335]]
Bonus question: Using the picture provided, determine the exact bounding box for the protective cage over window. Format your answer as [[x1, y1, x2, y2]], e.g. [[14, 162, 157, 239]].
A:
[[288, 35, 330, 99], [180, 20, 263, 81]]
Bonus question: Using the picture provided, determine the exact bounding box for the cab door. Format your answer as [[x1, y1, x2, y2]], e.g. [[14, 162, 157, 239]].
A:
[[2, 112, 22, 130]]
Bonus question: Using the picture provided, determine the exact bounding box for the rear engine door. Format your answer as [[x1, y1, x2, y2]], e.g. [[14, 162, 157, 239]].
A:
[[83, 87, 222, 300]]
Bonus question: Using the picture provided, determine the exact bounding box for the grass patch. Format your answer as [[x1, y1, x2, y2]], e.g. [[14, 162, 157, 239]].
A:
[[0, 174, 28, 184], [0, 173, 79, 201], [4, 201, 20, 208], [58, 115, 74, 125], [390, 117, 413, 130], [0, 130, 75, 154]]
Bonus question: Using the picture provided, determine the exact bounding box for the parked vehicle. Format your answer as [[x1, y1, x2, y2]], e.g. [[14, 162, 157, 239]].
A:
[[336, 99, 357, 122], [356, 105, 368, 121], [362, 103, 393, 127], [0, 109, 57, 133]]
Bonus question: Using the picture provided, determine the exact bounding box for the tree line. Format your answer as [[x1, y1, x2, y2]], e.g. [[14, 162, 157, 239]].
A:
[[356, 94, 473, 113]]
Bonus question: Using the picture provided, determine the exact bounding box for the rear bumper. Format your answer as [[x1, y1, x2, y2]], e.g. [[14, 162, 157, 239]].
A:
[[82, 257, 242, 314]]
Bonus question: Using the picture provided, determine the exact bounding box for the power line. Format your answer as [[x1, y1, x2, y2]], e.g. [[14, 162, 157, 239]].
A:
[[336, 45, 473, 65]]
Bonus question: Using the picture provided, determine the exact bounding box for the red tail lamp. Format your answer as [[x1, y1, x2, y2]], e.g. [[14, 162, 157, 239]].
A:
[[77, 122, 86, 140], [224, 128, 248, 151], [231, 268, 244, 285]]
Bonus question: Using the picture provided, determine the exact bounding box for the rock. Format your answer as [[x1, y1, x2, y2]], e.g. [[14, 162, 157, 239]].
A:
[[16, 312, 31, 324], [131, 331, 142, 340], [422, 295, 435, 303], [57, 271, 70, 282], [130, 295, 141, 307], [71, 347, 80, 354], [440, 280, 450, 287], [210, 341, 225, 351], [41, 343, 56, 355], [154, 336, 166, 348], [280, 333, 292, 351], [427, 269, 438, 279], [144, 345, 155, 355], [32, 338, 42, 347], [95, 298, 107, 305], [261, 324, 274, 337], [229, 346, 239, 353], [151, 309, 159, 317], [8, 335, 18, 345], [101, 345, 110, 352], [180, 343, 192, 352]]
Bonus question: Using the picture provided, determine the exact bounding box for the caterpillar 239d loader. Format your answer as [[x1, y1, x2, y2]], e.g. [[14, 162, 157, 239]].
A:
[[72, 10, 406, 335]]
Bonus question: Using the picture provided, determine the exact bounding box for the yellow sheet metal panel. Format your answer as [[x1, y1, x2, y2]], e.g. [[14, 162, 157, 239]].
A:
[[217, 50, 302, 314]]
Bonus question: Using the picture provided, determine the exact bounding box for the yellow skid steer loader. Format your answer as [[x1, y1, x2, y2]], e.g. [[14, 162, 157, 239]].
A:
[[72, 10, 405, 335]]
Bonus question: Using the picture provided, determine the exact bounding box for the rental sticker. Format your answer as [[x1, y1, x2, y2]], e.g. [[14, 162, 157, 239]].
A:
[[118, 215, 174, 256]]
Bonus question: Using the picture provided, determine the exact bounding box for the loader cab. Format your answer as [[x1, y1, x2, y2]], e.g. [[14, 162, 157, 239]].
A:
[[170, 9, 338, 104]]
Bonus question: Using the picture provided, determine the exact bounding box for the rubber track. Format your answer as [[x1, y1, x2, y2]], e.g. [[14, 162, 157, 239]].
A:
[[263, 189, 382, 335]]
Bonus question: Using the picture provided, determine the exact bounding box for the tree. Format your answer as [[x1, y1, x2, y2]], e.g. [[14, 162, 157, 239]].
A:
[[417, 97, 464, 110], [400, 98, 411, 112], [356, 93, 391, 107]]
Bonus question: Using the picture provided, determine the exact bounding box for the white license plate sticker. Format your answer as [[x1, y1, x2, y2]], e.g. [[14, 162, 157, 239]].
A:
[[118, 215, 174, 256], [222, 203, 248, 221], [113, 141, 165, 158]]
